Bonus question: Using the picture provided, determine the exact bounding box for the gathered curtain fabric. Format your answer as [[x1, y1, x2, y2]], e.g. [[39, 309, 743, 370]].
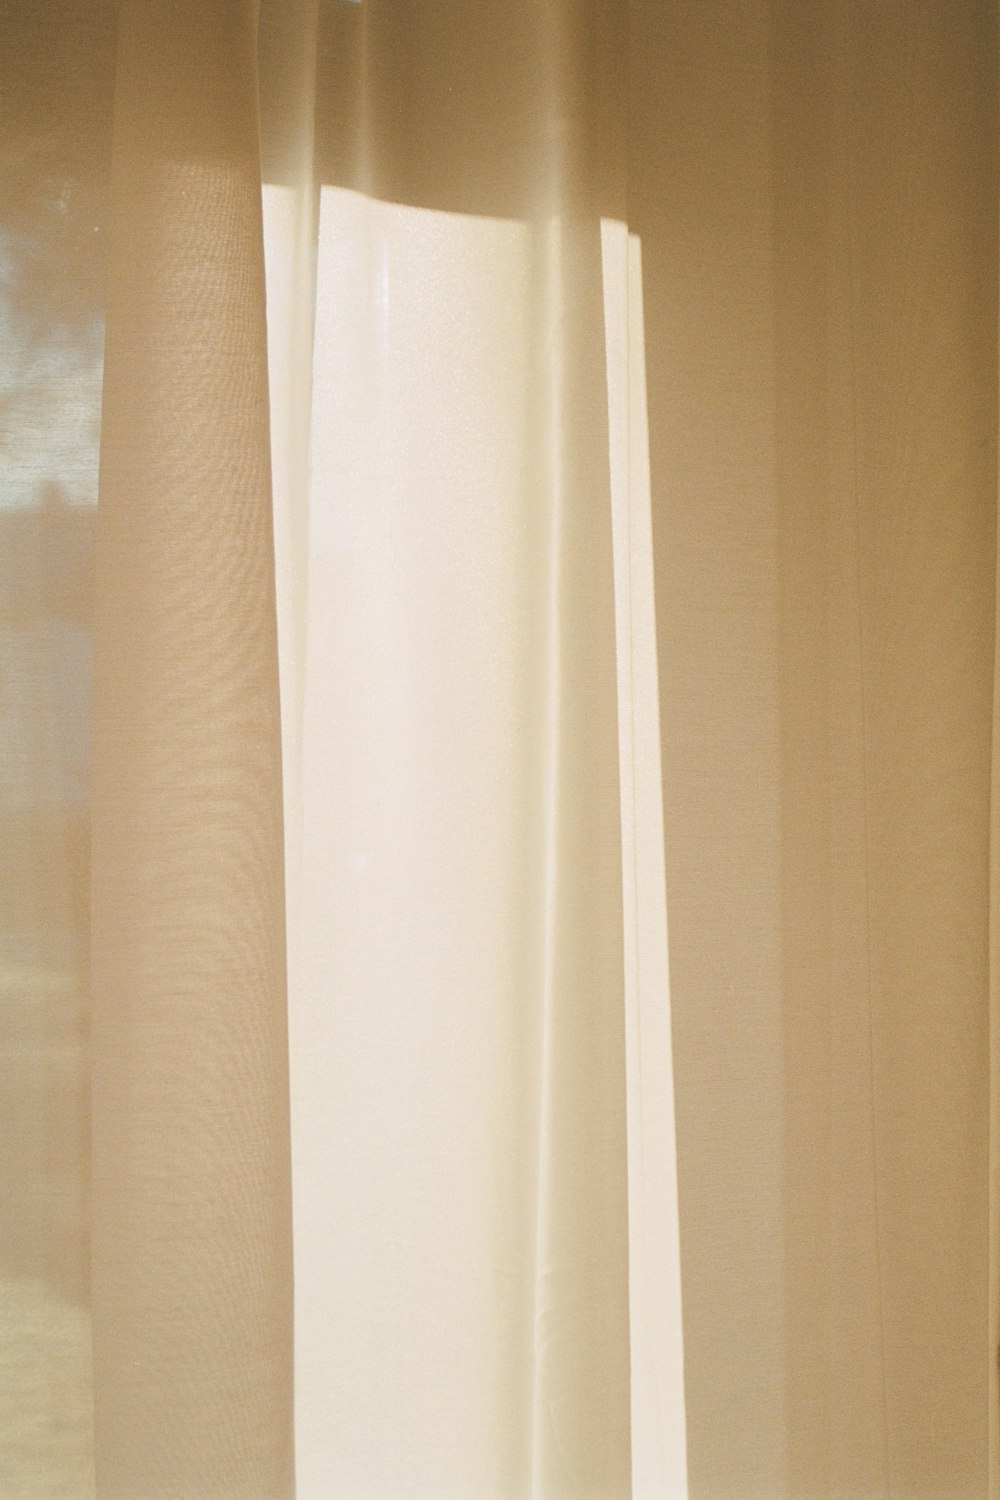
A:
[[3, 2, 1000, 1498]]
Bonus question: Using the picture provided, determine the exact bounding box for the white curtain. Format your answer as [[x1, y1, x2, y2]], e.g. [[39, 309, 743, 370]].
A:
[[261, 1, 683, 1493]]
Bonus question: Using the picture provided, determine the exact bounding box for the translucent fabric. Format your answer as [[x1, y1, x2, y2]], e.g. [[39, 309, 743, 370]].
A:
[[1, 2, 998, 1498], [261, 2, 683, 1492]]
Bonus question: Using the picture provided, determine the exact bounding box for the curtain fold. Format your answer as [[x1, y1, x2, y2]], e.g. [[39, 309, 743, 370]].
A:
[[601, 217, 687, 1498], [260, 0, 651, 1481], [90, 3, 293, 1495], [632, 2, 997, 1494]]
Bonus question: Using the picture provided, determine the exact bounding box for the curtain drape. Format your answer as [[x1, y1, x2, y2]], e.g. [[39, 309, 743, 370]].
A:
[[2, 2, 998, 1498]]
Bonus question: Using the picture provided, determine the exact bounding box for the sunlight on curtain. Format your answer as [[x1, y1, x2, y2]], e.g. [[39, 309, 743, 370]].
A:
[[600, 217, 686, 1500], [264, 179, 644, 1498]]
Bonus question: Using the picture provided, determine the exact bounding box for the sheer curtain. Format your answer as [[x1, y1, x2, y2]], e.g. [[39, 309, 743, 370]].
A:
[[260, 0, 684, 1494], [1, 2, 998, 1499]]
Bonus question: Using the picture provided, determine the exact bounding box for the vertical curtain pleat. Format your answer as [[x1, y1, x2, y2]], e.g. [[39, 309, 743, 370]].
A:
[[601, 217, 688, 1499], [524, 208, 632, 1497], [260, 1, 641, 1493], [633, 1, 997, 1494], [90, 3, 293, 1496]]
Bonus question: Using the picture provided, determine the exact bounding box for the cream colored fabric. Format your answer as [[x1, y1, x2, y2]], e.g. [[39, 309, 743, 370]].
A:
[[90, 3, 293, 1496], [278, 190, 634, 1500], [260, 2, 678, 1493], [3, 1, 1000, 1497], [601, 219, 687, 1499], [632, 3, 995, 1495]]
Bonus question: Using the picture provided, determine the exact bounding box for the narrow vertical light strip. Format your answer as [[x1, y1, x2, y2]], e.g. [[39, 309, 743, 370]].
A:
[[260, 0, 320, 1323], [526, 24, 570, 1485], [263, 0, 320, 753], [601, 217, 688, 1498], [264, 162, 317, 959], [530, 208, 566, 1500]]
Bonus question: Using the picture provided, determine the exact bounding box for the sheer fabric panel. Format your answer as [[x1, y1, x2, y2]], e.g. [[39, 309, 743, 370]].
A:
[[3, 2, 1000, 1498], [91, 3, 293, 1496], [263, 3, 640, 1486], [633, 2, 997, 1495]]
